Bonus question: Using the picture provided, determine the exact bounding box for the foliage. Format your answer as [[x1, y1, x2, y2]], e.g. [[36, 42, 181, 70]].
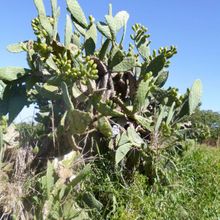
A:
[[31, 160, 91, 220], [16, 122, 43, 149], [0, 141, 91, 219], [0, 0, 202, 181], [189, 109, 220, 145], [0, 0, 205, 219], [83, 145, 220, 220]]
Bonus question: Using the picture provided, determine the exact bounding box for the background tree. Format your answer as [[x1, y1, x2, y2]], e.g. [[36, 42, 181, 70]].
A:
[[190, 109, 220, 145]]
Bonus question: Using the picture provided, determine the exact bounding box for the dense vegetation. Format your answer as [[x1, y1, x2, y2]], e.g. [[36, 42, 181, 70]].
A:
[[190, 109, 220, 145], [85, 145, 220, 220], [0, 0, 219, 219]]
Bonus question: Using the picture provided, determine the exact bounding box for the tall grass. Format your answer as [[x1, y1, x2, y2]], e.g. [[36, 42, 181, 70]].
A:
[[1, 123, 220, 220], [84, 145, 220, 220]]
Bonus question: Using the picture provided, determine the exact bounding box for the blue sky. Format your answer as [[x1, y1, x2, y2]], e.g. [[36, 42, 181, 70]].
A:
[[0, 0, 220, 121]]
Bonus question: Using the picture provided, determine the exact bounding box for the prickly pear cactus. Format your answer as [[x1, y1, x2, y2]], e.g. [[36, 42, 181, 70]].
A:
[[0, 0, 202, 180]]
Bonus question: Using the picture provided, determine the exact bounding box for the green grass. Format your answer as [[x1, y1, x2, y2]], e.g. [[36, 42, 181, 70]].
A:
[[2, 141, 220, 219], [177, 145, 220, 220], [85, 145, 220, 220]]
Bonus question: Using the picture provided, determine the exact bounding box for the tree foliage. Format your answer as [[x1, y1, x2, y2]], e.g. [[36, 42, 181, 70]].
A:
[[190, 109, 220, 145]]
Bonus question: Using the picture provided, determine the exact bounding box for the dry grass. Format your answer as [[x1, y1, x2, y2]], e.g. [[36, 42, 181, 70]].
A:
[[0, 144, 35, 219]]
